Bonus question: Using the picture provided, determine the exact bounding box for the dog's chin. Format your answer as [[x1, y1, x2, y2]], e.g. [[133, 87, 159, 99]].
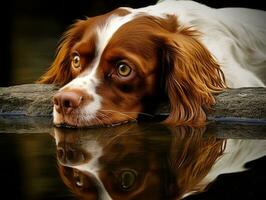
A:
[[54, 122, 132, 129], [53, 117, 135, 129], [54, 123, 78, 129], [53, 109, 139, 128], [54, 121, 134, 129]]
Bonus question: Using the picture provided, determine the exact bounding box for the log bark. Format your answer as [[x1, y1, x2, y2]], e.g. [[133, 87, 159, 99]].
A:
[[0, 84, 265, 137], [0, 84, 58, 116], [155, 87, 266, 123], [0, 84, 265, 121]]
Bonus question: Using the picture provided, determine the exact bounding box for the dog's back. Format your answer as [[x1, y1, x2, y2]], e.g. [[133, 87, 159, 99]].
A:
[[152, 0, 266, 87]]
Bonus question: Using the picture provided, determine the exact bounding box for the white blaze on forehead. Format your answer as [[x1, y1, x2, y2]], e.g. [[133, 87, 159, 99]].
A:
[[87, 9, 135, 78], [56, 134, 113, 200], [74, 141, 113, 200], [96, 11, 134, 56]]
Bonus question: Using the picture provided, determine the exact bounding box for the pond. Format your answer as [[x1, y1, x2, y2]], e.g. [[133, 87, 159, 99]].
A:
[[0, 116, 266, 200]]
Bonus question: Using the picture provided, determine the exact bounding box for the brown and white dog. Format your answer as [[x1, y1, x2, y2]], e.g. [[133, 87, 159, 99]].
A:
[[38, 0, 266, 127], [53, 125, 225, 199], [53, 124, 266, 199]]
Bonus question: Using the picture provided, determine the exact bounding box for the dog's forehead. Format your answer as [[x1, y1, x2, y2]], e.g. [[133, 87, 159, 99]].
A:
[[67, 10, 136, 81], [71, 8, 135, 60], [62, 8, 158, 92], [95, 8, 135, 56], [70, 143, 113, 200]]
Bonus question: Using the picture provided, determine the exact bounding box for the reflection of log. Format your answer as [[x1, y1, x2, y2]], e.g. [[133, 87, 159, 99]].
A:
[[0, 116, 265, 139], [0, 84, 266, 120], [0, 116, 53, 134], [206, 122, 266, 139]]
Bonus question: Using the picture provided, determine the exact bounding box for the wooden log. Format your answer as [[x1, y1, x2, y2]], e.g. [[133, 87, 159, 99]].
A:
[[0, 84, 58, 116], [0, 84, 265, 122], [0, 84, 265, 138]]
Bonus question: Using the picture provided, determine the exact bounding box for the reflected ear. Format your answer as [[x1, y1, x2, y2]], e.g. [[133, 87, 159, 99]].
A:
[[168, 126, 225, 197], [161, 30, 226, 126], [37, 20, 85, 86]]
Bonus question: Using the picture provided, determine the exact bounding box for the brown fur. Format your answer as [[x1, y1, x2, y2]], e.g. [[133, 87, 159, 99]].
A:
[[160, 27, 226, 126], [54, 124, 225, 199], [37, 8, 130, 85], [38, 12, 226, 127]]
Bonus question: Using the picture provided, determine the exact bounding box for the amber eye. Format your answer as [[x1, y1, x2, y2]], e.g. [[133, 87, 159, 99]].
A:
[[120, 170, 137, 191], [117, 62, 132, 77], [72, 55, 81, 69]]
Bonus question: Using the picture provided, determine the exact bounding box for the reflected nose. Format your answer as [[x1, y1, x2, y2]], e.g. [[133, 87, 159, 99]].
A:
[[57, 146, 88, 165], [53, 91, 83, 114]]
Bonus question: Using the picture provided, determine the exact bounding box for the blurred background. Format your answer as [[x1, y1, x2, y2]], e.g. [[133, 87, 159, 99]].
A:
[[1, 0, 265, 86]]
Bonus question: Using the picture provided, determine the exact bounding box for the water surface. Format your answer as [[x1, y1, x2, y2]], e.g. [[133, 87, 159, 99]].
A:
[[0, 116, 266, 199]]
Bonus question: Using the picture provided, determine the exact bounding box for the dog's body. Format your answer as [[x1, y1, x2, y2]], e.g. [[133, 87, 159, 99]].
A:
[[151, 1, 266, 87], [39, 0, 266, 127]]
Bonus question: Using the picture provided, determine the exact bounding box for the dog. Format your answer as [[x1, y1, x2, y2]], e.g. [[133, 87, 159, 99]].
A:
[[52, 124, 266, 199], [53, 124, 225, 199], [38, 0, 266, 127]]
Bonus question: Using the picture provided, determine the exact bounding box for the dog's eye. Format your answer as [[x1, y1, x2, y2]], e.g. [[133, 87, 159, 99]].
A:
[[120, 170, 137, 191], [73, 169, 84, 187], [72, 55, 81, 69], [117, 62, 132, 77]]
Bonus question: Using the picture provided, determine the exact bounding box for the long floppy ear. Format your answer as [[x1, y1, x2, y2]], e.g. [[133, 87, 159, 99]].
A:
[[161, 29, 226, 126], [37, 20, 85, 86], [168, 126, 225, 198]]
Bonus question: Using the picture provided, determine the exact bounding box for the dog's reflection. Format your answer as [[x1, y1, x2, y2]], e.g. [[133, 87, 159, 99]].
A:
[[52, 124, 266, 200]]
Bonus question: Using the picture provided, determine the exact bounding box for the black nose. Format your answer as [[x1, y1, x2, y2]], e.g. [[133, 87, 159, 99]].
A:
[[53, 91, 83, 114]]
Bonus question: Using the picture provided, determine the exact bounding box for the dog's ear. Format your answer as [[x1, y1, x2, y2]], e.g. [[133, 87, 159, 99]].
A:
[[160, 29, 226, 126], [37, 20, 85, 86]]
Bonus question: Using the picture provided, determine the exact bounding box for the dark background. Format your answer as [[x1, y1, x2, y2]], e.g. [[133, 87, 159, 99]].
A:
[[1, 0, 265, 86]]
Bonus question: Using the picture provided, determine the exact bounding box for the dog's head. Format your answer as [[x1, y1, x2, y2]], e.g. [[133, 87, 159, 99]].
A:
[[39, 7, 226, 127], [52, 124, 225, 199]]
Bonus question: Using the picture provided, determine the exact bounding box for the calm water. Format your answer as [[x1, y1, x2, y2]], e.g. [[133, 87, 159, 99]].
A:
[[0, 116, 266, 200]]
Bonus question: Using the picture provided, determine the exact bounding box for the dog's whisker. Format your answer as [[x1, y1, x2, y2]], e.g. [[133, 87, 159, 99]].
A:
[[97, 112, 113, 124], [103, 110, 154, 118], [124, 111, 154, 118], [94, 116, 104, 127], [100, 109, 137, 122]]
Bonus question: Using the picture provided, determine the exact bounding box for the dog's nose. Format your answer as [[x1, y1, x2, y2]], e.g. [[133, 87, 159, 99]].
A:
[[53, 91, 83, 114], [57, 146, 88, 165]]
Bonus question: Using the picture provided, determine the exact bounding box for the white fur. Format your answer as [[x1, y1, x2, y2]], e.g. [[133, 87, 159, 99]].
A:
[[74, 141, 112, 200], [96, 12, 134, 56], [54, 130, 112, 200], [182, 139, 266, 197], [197, 139, 266, 193], [134, 0, 266, 87]]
